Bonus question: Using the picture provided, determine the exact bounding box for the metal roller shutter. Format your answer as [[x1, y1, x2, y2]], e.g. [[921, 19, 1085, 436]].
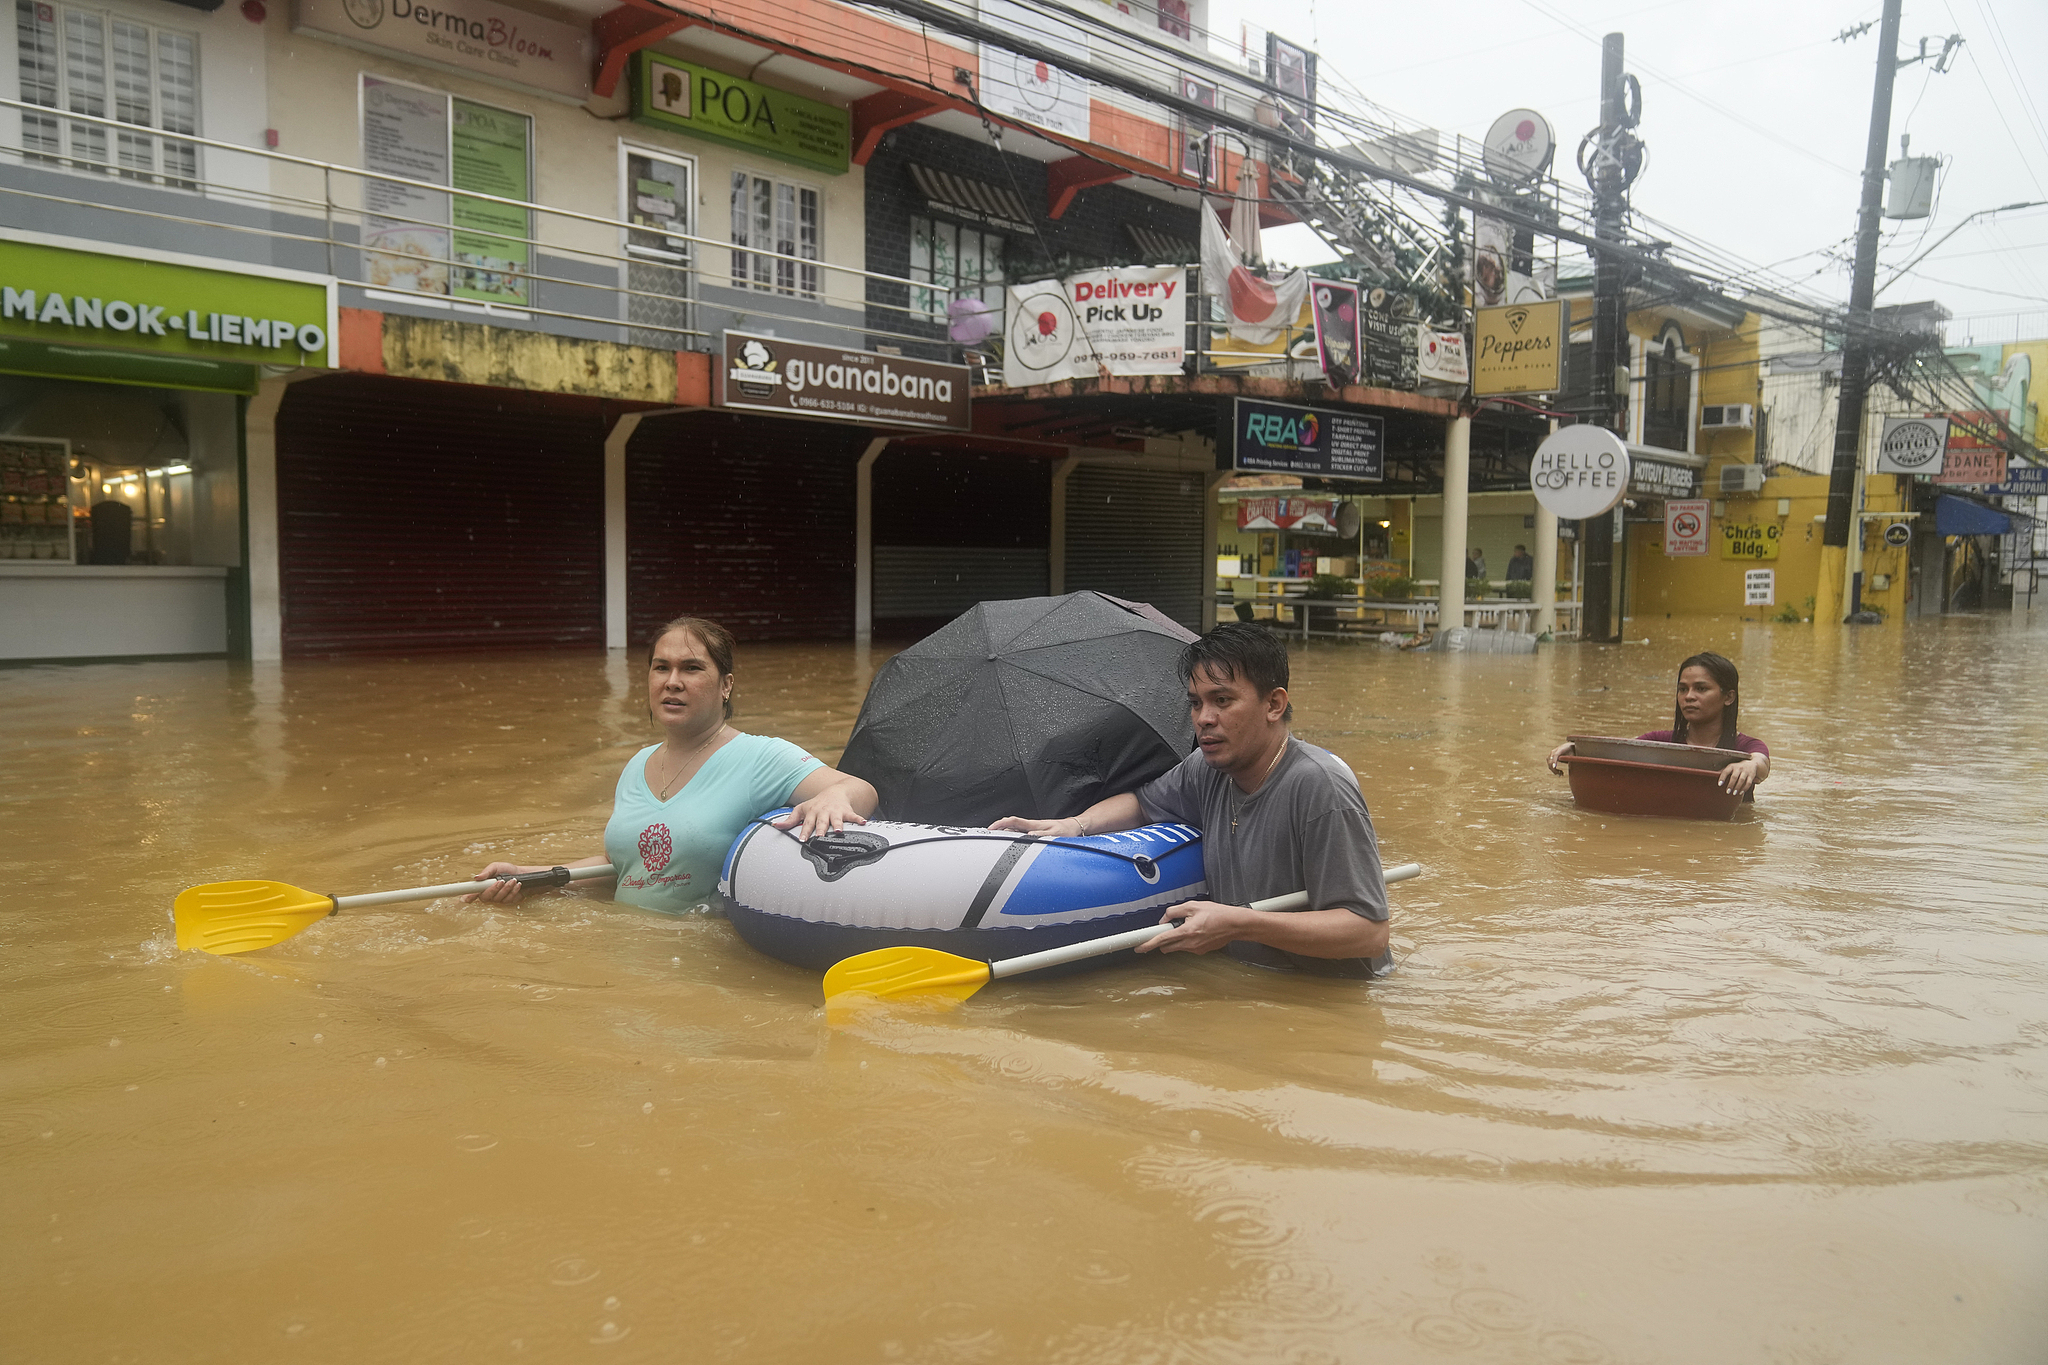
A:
[[873, 545, 1049, 618], [275, 375, 608, 657], [871, 447, 1050, 621], [626, 413, 863, 643], [1063, 465, 1207, 630]]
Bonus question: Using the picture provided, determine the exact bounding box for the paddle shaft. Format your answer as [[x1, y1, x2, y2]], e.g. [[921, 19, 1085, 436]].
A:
[[986, 861, 1422, 981], [333, 863, 616, 911]]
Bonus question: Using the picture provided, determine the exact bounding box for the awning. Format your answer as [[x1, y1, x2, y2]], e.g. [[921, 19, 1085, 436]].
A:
[[906, 164, 1034, 233], [1125, 223, 1195, 262], [1935, 494, 2019, 537]]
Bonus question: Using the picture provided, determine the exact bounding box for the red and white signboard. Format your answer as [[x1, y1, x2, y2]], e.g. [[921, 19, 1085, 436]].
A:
[[1664, 499, 1709, 556], [1002, 267, 1185, 387], [1237, 497, 1341, 532], [1934, 411, 2007, 486]]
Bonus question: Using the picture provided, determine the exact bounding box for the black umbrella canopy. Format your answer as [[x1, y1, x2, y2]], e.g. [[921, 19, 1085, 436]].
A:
[[839, 592, 1199, 827]]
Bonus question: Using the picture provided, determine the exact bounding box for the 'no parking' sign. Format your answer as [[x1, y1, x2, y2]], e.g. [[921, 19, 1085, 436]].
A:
[[1664, 499, 1710, 557]]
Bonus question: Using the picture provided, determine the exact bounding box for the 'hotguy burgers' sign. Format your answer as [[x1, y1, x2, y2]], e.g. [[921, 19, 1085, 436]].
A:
[[720, 331, 970, 430]]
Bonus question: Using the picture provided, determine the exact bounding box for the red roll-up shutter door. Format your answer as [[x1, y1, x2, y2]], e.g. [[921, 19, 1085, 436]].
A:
[[626, 412, 862, 643], [276, 375, 608, 656]]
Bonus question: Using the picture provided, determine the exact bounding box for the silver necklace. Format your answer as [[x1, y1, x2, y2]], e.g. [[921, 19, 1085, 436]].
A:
[[1232, 737, 1289, 828]]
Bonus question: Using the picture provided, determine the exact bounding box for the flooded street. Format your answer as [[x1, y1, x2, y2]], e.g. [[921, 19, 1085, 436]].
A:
[[5, 619, 2046, 1363]]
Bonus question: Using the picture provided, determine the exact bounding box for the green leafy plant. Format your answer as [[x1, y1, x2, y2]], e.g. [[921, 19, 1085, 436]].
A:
[[1503, 580, 1534, 600], [1772, 602, 1802, 623], [1360, 574, 1414, 601], [1466, 577, 1492, 600], [1301, 573, 1353, 600]]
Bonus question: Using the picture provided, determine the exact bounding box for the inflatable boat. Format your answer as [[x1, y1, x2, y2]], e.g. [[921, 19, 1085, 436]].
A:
[[719, 813, 1205, 972]]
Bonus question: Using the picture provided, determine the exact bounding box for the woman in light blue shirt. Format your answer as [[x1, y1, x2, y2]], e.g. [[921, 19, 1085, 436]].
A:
[[469, 615, 877, 915]]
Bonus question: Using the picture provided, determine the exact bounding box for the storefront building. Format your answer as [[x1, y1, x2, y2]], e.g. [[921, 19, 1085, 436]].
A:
[[0, 233, 334, 661]]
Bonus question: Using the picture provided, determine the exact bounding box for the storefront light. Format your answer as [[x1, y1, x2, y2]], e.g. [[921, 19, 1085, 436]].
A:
[[162, 464, 191, 476], [1377, 519, 1391, 528]]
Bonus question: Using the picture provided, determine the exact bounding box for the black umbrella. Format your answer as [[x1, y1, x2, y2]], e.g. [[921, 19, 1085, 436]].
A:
[[839, 592, 1199, 827]]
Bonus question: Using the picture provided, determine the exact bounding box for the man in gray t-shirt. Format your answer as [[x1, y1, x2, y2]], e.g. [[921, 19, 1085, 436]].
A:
[[992, 623, 1392, 978]]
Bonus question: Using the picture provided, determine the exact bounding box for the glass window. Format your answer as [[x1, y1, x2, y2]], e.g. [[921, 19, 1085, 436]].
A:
[[16, 1, 200, 188], [624, 148, 693, 348], [731, 171, 819, 299], [1642, 348, 1692, 452], [908, 215, 1006, 329]]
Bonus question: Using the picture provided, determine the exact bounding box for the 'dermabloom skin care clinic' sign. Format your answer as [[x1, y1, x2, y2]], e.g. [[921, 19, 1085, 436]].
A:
[[296, 0, 594, 101]]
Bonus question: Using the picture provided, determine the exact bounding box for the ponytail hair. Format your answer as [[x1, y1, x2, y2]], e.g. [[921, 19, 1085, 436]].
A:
[[1671, 651, 1740, 748]]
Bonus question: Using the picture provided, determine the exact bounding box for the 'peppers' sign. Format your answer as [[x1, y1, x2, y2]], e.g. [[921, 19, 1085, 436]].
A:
[[0, 233, 335, 366], [633, 52, 850, 174]]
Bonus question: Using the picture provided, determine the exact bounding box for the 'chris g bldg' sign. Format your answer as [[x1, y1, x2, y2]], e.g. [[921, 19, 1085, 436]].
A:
[[720, 332, 970, 430]]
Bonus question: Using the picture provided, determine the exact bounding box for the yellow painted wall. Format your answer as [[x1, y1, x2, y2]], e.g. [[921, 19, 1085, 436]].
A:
[[1628, 473, 1914, 620]]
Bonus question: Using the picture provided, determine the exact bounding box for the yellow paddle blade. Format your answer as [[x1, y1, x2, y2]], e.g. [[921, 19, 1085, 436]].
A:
[[821, 945, 993, 1005], [173, 880, 336, 956]]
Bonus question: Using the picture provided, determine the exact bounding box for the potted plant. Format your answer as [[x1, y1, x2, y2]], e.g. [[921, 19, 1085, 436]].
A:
[[1298, 573, 1354, 632], [1361, 573, 1414, 601]]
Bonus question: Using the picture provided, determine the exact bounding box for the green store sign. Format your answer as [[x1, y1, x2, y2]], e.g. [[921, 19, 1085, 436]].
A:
[[631, 51, 850, 174], [0, 236, 335, 392]]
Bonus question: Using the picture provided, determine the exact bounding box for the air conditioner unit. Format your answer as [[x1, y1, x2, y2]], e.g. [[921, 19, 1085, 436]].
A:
[[1701, 403, 1755, 431], [1719, 464, 1766, 494]]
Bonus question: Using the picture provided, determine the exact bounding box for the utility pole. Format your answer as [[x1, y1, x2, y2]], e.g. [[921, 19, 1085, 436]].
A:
[[1582, 33, 1637, 643], [1818, 0, 1904, 624]]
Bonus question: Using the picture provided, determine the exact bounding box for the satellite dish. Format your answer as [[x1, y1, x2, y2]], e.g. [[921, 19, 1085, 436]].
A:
[[1483, 108, 1555, 184]]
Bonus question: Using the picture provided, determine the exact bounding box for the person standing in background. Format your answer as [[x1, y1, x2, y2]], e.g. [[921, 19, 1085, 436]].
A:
[[1507, 544, 1534, 581]]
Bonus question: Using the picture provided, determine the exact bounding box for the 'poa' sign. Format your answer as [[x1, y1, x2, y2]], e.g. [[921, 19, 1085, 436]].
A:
[[1875, 415, 1950, 475], [633, 51, 851, 174], [1530, 424, 1629, 521]]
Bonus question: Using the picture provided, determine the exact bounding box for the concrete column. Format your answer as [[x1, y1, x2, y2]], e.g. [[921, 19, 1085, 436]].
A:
[[1533, 502, 1559, 636], [1048, 453, 1081, 595], [853, 437, 889, 642], [1533, 418, 1558, 637], [1438, 415, 1471, 635], [242, 373, 309, 663], [603, 412, 645, 650], [1201, 467, 1229, 630]]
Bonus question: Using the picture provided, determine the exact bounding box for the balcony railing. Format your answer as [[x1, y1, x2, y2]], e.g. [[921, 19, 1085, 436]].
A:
[[0, 97, 1395, 394]]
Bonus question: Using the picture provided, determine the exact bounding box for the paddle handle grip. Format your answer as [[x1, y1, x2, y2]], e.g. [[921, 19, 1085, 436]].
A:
[[986, 862, 1420, 981], [333, 863, 617, 911]]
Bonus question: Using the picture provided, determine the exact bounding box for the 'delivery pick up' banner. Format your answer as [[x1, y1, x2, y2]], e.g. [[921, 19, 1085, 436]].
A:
[[1003, 267, 1185, 387]]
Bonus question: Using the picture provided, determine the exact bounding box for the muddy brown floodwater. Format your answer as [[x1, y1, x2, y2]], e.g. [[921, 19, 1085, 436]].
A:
[[4, 618, 2047, 1363]]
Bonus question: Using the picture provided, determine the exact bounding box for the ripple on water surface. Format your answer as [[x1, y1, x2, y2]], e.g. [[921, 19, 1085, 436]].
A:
[[4, 626, 2048, 1360]]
